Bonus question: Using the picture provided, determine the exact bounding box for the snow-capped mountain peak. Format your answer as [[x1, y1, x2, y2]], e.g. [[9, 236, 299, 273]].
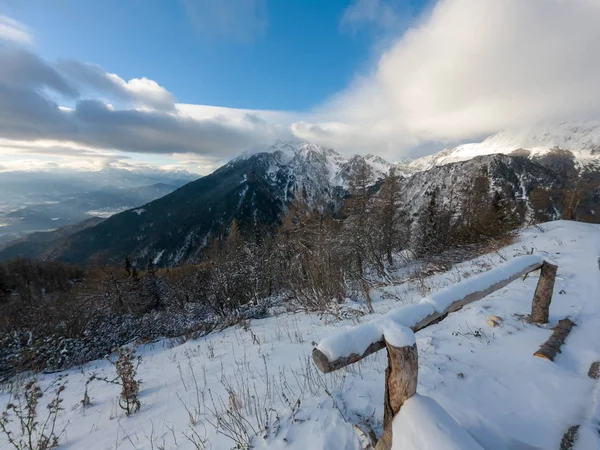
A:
[[236, 140, 392, 192], [405, 120, 600, 172]]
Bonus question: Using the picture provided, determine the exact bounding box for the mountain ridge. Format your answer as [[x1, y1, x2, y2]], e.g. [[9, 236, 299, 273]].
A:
[[32, 142, 390, 267], [404, 121, 600, 172], [2, 125, 600, 267]]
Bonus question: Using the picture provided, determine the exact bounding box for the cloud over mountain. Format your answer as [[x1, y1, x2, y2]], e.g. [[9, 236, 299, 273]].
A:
[[298, 0, 600, 157]]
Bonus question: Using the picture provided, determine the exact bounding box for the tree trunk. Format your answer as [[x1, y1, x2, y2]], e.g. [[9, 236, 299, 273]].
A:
[[376, 342, 418, 450], [534, 318, 575, 361], [531, 262, 558, 324]]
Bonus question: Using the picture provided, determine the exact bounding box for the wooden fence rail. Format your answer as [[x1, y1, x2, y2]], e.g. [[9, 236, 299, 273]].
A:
[[311, 255, 558, 450]]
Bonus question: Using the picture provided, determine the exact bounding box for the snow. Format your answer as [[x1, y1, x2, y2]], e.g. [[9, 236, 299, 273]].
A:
[[392, 394, 483, 450], [153, 250, 164, 265], [317, 303, 432, 361], [317, 254, 544, 361], [234, 140, 390, 196], [380, 322, 416, 348], [421, 254, 545, 312], [2, 220, 600, 450], [405, 120, 600, 172]]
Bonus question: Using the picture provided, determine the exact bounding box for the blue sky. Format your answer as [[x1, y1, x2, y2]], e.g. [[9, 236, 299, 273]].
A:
[[5, 0, 429, 110], [1, 0, 599, 174]]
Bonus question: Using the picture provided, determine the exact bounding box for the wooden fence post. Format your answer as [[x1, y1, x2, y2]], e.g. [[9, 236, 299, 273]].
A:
[[376, 342, 418, 450], [531, 262, 558, 324]]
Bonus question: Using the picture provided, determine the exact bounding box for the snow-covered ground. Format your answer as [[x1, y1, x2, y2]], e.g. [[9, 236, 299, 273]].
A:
[[1, 220, 599, 450]]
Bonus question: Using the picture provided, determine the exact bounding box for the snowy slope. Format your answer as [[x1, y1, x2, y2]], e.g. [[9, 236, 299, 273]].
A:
[[2, 220, 599, 450], [405, 121, 600, 172]]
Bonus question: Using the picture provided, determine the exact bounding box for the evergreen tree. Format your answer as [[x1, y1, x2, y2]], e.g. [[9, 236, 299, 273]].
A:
[[143, 257, 162, 311], [416, 188, 442, 257], [491, 189, 519, 236]]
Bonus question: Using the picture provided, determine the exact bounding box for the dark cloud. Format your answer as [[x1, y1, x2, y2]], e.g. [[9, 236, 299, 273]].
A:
[[70, 98, 279, 154], [0, 48, 79, 98], [0, 49, 286, 158], [0, 84, 78, 139], [0, 85, 283, 156]]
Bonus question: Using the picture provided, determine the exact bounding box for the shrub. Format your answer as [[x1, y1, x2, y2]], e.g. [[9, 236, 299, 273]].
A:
[[0, 379, 66, 450]]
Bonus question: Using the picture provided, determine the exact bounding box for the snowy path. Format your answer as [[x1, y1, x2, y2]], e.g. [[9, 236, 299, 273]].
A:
[[1, 221, 599, 450]]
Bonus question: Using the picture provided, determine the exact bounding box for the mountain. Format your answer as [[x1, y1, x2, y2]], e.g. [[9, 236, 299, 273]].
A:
[[0, 217, 105, 262], [3, 124, 600, 267], [3, 142, 391, 267], [401, 154, 570, 220], [404, 121, 600, 173], [0, 168, 198, 246], [0, 167, 196, 209]]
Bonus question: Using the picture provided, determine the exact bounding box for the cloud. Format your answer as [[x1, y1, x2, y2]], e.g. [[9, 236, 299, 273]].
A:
[[301, 0, 600, 158], [0, 86, 289, 157], [57, 60, 177, 110], [5, 1, 600, 168], [0, 138, 123, 159], [0, 139, 131, 173], [0, 48, 291, 160], [0, 138, 207, 176], [181, 0, 267, 42], [0, 15, 33, 44], [0, 48, 79, 97]]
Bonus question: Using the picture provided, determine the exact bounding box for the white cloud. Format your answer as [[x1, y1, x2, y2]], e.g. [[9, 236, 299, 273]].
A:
[[0, 15, 33, 44], [119, 77, 176, 110], [299, 0, 600, 159], [58, 60, 176, 110]]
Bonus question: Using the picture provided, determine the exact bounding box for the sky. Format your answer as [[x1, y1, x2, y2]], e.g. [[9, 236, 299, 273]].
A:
[[1, 0, 600, 175]]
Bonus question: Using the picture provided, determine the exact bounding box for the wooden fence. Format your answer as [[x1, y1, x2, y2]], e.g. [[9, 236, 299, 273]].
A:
[[311, 255, 558, 450]]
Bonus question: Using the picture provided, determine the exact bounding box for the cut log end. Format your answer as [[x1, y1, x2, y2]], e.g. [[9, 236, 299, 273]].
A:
[[312, 348, 333, 373], [533, 351, 553, 361], [588, 361, 600, 379]]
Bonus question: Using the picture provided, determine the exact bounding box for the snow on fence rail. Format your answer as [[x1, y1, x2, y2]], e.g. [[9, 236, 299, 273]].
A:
[[311, 255, 558, 450]]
